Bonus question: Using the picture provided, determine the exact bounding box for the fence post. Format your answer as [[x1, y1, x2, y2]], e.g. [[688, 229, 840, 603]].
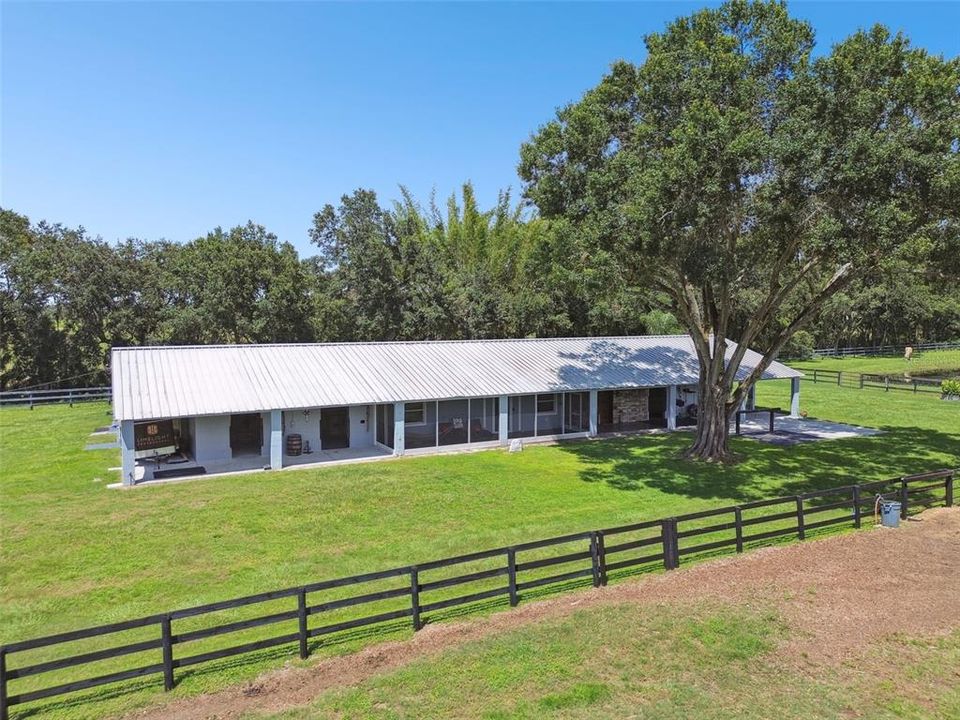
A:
[[662, 519, 679, 570], [859, 374, 864, 389], [297, 588, 309, 659], [589, 532, 602, 588], [837, 372, 842, 386], [946, 473, 954, 508], [768, 409, 774, 433], [410, 567, 422, 631], [813, 370, 817, 384], [69, 390, 74, 407], [0, 647, 8, 720], [853, 485, 862, 528], [735, 412, 741, 435], [596, 531, 607, 586], [900, 479, 909, 520], [913, 380, 917, 394], [885, 377, 890, 392], [160, 615, 174, 691], [734, 507, 743, 553], [796, 496, 805, 540], [506, 549, 519, 607]]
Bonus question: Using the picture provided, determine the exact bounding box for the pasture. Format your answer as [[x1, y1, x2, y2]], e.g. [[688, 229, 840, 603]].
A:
[[0, 378, 957, 719]]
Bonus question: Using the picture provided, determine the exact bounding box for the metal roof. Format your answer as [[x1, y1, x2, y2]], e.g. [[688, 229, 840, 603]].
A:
[[111, 336, 802, 421]]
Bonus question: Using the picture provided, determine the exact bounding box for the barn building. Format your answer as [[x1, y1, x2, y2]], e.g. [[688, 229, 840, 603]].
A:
[[110, 336, 802, 485]]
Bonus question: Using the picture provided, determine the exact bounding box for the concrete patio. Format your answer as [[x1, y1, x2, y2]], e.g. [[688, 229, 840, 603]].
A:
[[110, 445, 394, 488], [735, 415, 882, 446]]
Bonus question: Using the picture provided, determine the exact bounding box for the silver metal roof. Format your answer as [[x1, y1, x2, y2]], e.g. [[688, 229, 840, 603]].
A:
[[111, 336, 802, 421]]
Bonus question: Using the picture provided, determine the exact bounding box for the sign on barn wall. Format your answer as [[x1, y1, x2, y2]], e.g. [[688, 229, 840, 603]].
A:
[[135, 420, 175, 452]]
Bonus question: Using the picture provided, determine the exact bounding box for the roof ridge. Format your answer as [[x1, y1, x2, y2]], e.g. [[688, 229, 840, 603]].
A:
[[111, 335, 694, 352]]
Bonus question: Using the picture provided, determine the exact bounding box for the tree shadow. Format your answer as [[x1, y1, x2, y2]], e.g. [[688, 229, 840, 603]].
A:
[[549, 338, 793, 391], [555, 424, 959, 504]]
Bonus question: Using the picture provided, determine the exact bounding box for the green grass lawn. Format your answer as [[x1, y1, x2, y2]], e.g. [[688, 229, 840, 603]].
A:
[[264, 603, 960, 720], [790, 348, 960, 378], [0, 380, 957, 719]]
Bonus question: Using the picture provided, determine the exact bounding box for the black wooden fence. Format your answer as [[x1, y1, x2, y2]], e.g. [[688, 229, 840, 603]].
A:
[[0, 387, 111, 408], [808, 369, 943, 395], [811, 341, 960, 358], [0, 469, 954, 720]]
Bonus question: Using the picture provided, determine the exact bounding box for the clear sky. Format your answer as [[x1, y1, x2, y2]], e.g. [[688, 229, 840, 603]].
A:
[[3, 1, 958, 255]]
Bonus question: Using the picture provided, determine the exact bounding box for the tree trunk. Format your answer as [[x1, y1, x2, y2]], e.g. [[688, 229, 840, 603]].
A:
[[683, 381, 735, 462]]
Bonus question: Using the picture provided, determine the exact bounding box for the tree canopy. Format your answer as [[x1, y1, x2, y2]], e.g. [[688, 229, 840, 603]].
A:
[[519, 0, 959, 459]]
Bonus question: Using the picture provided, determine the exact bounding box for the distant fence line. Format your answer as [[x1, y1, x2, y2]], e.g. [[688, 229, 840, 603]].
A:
[[0, 387, 111, 408], [810, 341, 960, 359], [0, 468, 954, 720], [808, 369, 944, 395]]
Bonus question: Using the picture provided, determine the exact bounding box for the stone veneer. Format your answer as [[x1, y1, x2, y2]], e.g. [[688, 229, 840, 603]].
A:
[[612, 389, 649, 423]]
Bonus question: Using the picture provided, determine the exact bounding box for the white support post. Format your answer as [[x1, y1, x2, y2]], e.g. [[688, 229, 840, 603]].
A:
[[499, 395, 508, 445], [588, 390, 598, 437], [120, 420, 135, 486], [270, 409, 283, 470], [666, 386, 677, 431], [393, 401, 406, 455], [789, 377, 801, 418]]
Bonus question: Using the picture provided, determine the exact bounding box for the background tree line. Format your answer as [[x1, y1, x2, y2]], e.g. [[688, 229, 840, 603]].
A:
[[2, 180, 956, 390], [0, 185, 661, 389]]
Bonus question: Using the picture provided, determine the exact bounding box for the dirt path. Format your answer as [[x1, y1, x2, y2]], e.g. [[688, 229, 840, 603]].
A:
[[128, 508, 960, 720]]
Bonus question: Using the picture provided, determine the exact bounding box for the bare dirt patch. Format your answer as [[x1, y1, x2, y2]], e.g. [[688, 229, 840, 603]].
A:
[[127, 508, 960, 720]]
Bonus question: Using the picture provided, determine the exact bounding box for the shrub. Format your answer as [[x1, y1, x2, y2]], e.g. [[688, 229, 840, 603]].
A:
[[941, 378, 960, 398]]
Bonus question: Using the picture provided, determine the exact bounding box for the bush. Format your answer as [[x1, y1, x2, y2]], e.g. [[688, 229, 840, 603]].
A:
[[941, 378, 960, 398]]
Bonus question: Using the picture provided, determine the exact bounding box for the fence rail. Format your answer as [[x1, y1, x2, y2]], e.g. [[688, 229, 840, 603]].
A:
[[0, 387, 111, 408], [807, 369, 944, 395], [810, 341, 960, 358], [0, 469, 954, 720]]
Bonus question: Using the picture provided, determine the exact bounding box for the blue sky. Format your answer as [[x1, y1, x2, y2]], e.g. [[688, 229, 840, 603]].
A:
[[3, 2, 958, 255]]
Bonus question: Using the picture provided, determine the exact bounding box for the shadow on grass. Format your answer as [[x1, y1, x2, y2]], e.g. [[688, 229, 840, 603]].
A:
[[556, 425, 959, 504]]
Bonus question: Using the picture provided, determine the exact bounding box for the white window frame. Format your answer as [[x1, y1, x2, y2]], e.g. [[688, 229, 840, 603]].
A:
[[405, 402, 427, 426], [536, 394, 556, 415]]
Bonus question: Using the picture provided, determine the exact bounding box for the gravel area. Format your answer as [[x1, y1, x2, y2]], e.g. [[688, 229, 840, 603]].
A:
[[128, 507, 960, 720]]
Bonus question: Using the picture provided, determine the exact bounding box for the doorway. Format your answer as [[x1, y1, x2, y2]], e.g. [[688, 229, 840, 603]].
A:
[[648, 387, 668, 428], [230, 413, 263, 457], [597, 391, 614, 431], [321, 407, 350, 449]]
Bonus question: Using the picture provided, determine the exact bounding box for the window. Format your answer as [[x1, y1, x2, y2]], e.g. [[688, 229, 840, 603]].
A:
[[405, 402, 426, 425], [536, 395, 556, 414], [535, 393, 561, 435], [405, 401, 437, 449]]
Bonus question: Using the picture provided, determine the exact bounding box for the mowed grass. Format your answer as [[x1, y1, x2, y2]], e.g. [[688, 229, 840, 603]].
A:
[[0, 380, 957, 719], [263, 602, 960, 720], [790, 348, 960, 378]]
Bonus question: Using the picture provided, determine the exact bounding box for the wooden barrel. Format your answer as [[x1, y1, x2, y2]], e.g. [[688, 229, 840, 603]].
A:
[[286, 433, 302, 456]]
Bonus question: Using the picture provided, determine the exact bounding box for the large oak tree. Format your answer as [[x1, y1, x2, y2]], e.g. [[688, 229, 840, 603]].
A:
[[519, 0, 959, 461]]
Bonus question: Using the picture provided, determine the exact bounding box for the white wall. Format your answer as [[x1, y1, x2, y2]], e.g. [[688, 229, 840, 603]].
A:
[[194, 407, 373, 461], [193, 415, 232, 463], [261, 413, 271, 458], [677, 385, 698, 421], [282, 408, 322, 455], [349, 405, 373, 448]]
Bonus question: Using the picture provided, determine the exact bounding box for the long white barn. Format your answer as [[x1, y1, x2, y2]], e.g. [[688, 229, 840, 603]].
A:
[[111, 336, 802, 485]]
